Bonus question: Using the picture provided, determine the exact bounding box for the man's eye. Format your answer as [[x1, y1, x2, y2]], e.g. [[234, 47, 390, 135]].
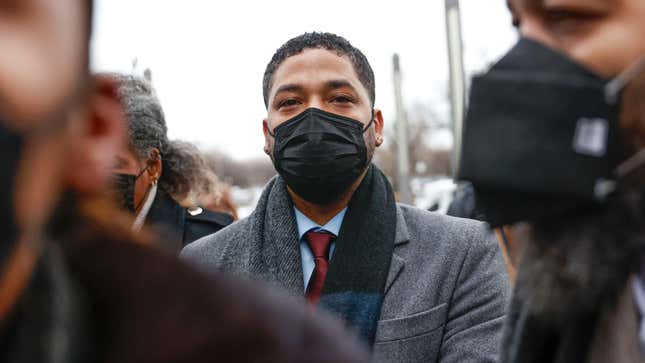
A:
[[278, 99, 299, 109], [331, 96, 353, 103]]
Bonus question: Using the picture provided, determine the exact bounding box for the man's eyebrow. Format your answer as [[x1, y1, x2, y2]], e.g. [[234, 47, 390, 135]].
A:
[[326, 80, 359, 94], [273, 84, 304, 98]]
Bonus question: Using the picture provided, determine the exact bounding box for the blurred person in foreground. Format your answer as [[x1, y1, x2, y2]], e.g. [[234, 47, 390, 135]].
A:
[[457, 0, 645, 361], [109, 74, 233, 251], [0, 1, 370, 362], [448, 182, 521, 283], [183, 32, 510, 362]]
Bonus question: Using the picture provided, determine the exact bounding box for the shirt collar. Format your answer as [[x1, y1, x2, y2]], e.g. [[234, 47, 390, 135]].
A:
[[294, 207, 347, 239]]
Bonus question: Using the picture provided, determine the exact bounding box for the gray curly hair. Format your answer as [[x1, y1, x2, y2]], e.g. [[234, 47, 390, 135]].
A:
[[163, 140, 226, 208], [106, 73, 219, 204]]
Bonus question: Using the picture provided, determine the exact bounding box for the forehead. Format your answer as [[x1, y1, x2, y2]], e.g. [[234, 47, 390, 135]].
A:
[[269, 48, 368, 98]]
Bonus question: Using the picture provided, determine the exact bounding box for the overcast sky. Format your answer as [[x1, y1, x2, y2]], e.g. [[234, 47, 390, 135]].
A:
[[92, 0, 517, 160]]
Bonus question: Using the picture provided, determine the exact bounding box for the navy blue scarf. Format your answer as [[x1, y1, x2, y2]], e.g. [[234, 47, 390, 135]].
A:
[[318, 165, 397, 345]]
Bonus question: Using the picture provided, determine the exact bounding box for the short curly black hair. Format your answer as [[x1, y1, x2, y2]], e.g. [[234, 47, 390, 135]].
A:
[[262, 32, 375, 108]]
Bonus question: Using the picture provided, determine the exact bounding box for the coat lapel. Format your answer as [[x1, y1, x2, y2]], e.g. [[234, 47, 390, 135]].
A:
[[385, 205, 409, 294], [263, 178, 305, 297]]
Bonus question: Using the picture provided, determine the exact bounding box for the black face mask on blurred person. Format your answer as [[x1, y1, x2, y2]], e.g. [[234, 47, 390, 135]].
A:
[[112, 166, 148, 213], [457, 37, 645, 227], [269, 108, 373, 204], [0, 124, 25, 245]]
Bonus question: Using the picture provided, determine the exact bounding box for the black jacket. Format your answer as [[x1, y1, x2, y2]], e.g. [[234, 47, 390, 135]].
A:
[[146, 189, 233, 252]]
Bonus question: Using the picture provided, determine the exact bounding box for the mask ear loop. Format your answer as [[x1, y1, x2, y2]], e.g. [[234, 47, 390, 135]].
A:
[[614, 148, 645, 189], [605, 54, 645, 105], [127, 164, 150, 213], [135, 165, 149, 180], [362, 109, 376, 133], [267, 123, 275, 138], [598, 54, 645, 199]]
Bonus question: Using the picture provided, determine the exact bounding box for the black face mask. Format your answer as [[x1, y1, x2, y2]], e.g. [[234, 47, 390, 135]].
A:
[[458, 37, 642, 226], [112, 166, 148, 213], [0, 123, 25, 247], [269, 108, 374, 204]]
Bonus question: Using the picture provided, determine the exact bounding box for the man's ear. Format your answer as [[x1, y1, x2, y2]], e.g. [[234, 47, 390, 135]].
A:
[[372, 108, 384, 147], [262, 118, 272, 156], [66, 74, 126, 195]]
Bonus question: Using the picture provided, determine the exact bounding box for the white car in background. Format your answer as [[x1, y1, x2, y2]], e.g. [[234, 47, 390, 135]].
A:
[[410, 177, 456, 214]]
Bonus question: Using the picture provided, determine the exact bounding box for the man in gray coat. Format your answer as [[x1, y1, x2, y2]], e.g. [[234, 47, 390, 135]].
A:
[[182, 32, 510, 362]]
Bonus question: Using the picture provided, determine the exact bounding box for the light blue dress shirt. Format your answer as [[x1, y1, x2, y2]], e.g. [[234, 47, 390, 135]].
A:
[[294, 207, 347, 291]]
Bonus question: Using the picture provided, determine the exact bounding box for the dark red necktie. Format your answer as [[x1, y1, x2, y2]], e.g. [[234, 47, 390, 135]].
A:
[[305, 230, 335, 305]]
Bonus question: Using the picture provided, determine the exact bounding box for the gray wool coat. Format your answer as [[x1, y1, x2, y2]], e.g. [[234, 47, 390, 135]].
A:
[[182, 202, 510, 363]]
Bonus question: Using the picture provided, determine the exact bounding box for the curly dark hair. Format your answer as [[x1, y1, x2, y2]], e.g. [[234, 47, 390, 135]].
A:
[[262, 32, 375, 108], [107, 73, 211, 203]]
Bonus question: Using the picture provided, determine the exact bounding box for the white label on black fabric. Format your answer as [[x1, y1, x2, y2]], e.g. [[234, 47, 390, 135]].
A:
[[573, 118, 609, 157], [593, 178, 616, 201]]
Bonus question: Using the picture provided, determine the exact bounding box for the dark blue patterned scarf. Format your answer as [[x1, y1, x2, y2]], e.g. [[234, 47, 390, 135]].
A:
[[319, 165, 397, 346]]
